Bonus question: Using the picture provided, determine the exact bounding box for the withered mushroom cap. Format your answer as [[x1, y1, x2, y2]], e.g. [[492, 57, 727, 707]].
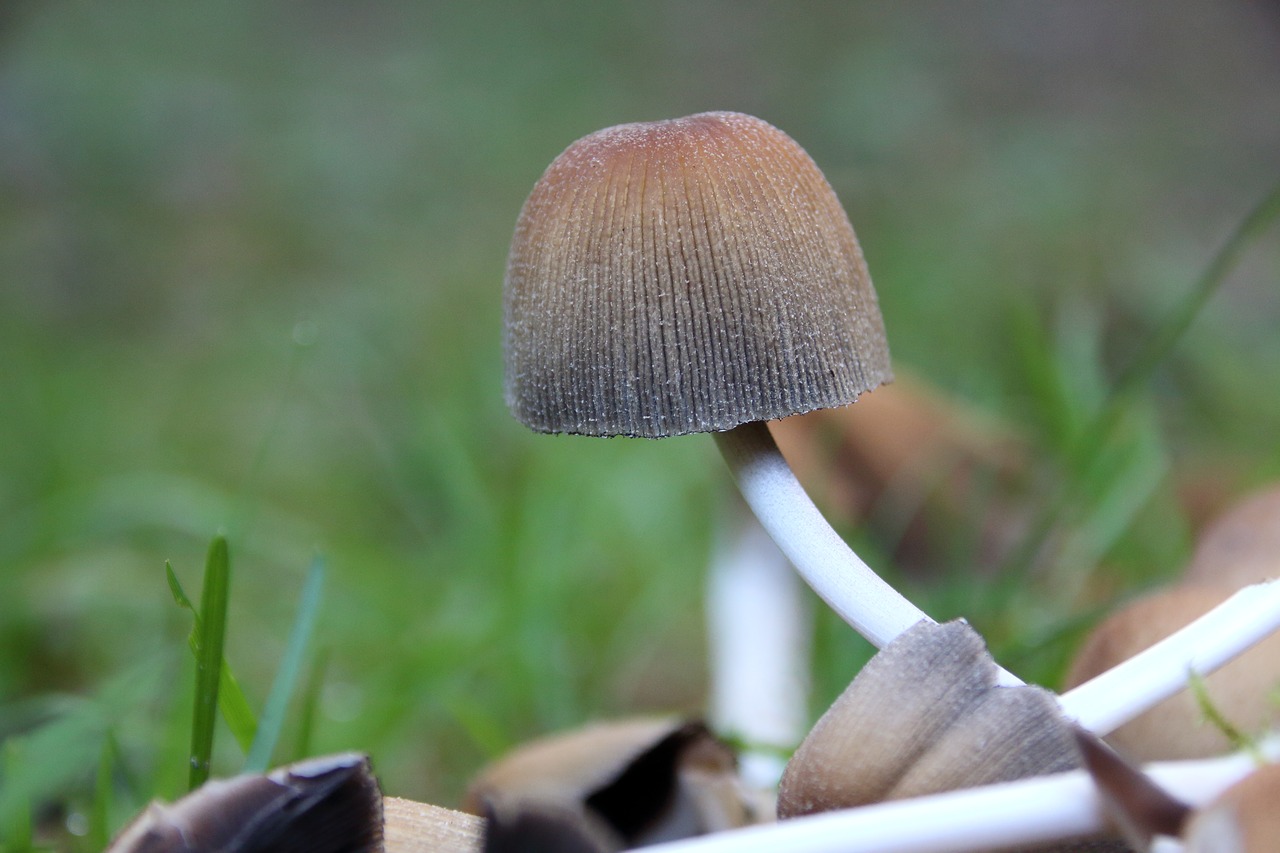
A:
[[107, 753, 384, 853], [504, 111, 891, 438], [777, 620, 1080, 819], [463, 717, 755, 848]]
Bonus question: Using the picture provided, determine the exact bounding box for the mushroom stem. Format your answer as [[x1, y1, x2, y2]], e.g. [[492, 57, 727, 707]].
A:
[[707, 518, 811, 789], [714, 421, 1010, 673], [641, 742, 1277, 853], [1059, 579, 1280, 734]]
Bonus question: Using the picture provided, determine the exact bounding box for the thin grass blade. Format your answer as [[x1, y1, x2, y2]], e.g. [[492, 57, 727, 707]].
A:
[[189, 535, 231, 790], [2, 740, 32, 853], [88, 735, 115, 851], [291, 648, 330, 761], [166, 561, 258, 751], [1004, 180, 1280, 577], [243, 556, 327, 772]]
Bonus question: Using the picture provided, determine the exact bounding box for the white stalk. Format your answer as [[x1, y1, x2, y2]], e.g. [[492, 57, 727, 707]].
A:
[[712, 421, 931, 650], [1060, 579, 1280, 733], [645, 740, 1278, 853], [713, 421, 1020, 684], [707, 517, 811, 789]]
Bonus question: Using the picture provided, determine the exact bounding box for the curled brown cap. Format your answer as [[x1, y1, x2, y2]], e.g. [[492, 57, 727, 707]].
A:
[[777, 620, 1080, 819], [504, 111, 891, 438]]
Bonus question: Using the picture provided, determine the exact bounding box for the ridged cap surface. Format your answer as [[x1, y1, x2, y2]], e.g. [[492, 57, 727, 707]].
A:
[[503, 111, 891, 438]]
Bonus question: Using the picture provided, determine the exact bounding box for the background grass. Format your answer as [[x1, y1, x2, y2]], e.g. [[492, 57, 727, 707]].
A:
[[1, 1, 1279, 847]]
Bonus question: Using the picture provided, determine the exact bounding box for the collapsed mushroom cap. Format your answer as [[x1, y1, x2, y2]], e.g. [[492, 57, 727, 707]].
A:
[[777, 620, 1081, 819], [463, 717, 756, 849], [504, 111, 891, 438]]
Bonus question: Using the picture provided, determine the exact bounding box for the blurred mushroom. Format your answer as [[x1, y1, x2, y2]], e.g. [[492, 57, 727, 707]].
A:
[[107, 753, 383, 853], [482, 801, 620, 853], [1183, 762, 1280, 852], [778, 621, 1083, 817], [1064, 584, 1280, 762], [503, 110, 945, 651], [464, 718, 759, 849], [1183, 484, 1280, 589], [706, 512, 810, 791]]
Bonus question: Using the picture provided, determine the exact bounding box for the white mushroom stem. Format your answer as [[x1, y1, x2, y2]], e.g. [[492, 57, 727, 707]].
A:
[[1059, 579, 1280, 733], [707, 519, 811, 789], [713, 421, 935, 651], [644, 739, 1279, 853]]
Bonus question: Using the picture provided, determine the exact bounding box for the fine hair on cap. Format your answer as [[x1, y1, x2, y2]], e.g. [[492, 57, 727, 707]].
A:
[[504, 111, 891, 438]]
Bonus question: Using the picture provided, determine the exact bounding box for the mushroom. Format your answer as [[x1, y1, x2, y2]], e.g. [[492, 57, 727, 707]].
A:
[[463, 717, 759, 848], [107, 753, 384, 853], [503, 111, 935, 651]]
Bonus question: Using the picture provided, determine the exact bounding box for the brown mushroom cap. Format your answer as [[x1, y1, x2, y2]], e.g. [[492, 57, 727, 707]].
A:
[[503, 111, 891, 438], [777, 620, 1081, 819], [1183, 484, 1280, 589]]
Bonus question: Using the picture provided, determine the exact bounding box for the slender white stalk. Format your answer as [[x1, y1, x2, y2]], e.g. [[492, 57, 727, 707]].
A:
[[644, 742, 1277, 853], [1060, 580, 1280, 733], [712, 421, 932, 651], [713, 421, 1022, 685], [707, 517, 810, 789]]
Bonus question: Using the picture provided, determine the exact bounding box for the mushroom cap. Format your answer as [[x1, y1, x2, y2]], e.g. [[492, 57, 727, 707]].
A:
[[1183, 484, 1280, 589], [503, 111, 891, 438], [777, 620, 1080, 819]]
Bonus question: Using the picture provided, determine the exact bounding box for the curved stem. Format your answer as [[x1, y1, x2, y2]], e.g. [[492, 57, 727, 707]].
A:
[[712, 421, 935, 652], [643, 742, 1275, 853], [1059, 579, 1280, 733]]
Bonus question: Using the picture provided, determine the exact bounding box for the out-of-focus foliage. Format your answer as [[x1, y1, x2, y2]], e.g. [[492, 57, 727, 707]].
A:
[[1, 1, 1278, 845]]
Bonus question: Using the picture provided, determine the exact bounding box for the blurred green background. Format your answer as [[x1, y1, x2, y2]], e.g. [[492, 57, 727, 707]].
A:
[[1, 0, 1279, 845]]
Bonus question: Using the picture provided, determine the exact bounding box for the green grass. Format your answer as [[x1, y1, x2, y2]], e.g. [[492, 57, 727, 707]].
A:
[[187, 535, 230, 790], [2, 2, 1280, 849]]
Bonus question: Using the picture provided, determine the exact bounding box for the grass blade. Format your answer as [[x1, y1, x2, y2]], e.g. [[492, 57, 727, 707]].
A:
[[1094, 180, 1280, 437], [88, 735, 115, 851], [292, 648, 330, 761], [166, 562, 258, 752], [189, 535, 231, 790], [1003, 181, 1280, 577], [2, 741, 33, 853], [243, 556, 327, 772]]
